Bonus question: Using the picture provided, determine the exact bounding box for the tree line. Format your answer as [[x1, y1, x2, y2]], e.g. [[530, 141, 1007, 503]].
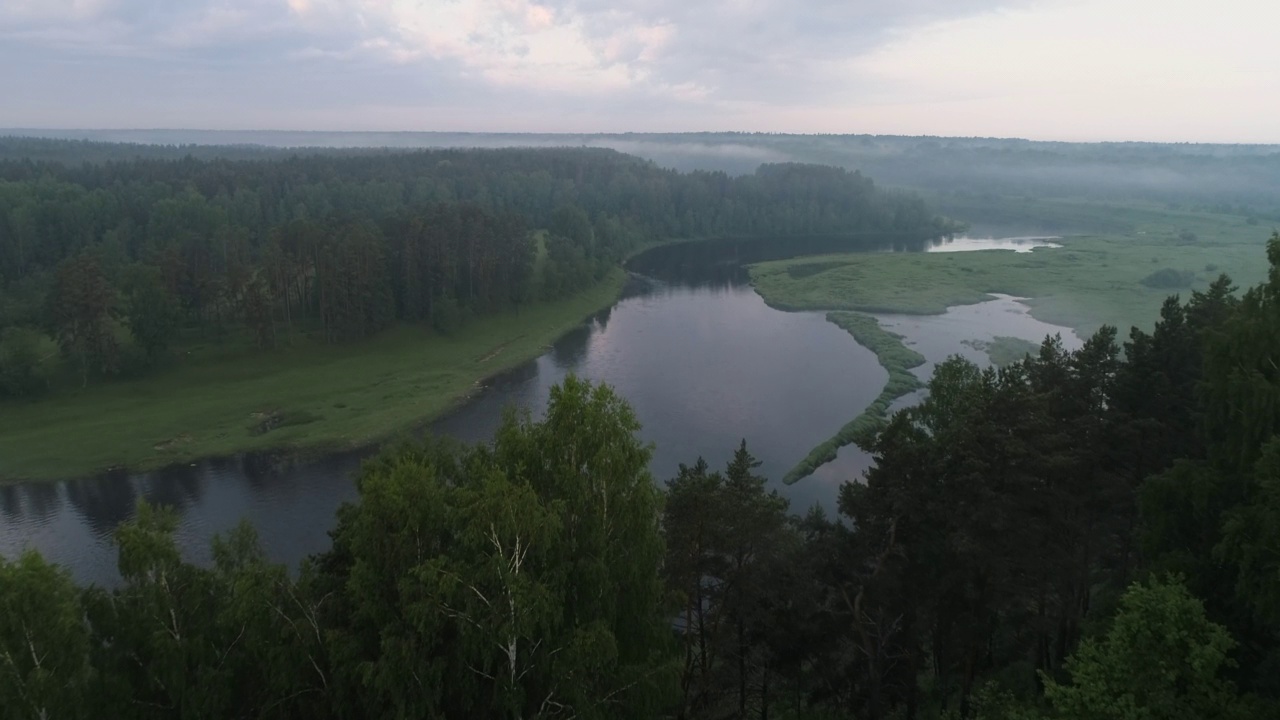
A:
[[0, 140, 957, 398], [5, 233, 1280, 718]]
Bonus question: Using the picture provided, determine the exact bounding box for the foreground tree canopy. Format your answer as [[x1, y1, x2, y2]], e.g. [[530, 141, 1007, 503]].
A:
[[1, 377, 676, 719], [5, 235, 1280, 718]]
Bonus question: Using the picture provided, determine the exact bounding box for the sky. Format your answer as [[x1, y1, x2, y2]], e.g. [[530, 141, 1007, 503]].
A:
[[1, 0, 1277, 142]]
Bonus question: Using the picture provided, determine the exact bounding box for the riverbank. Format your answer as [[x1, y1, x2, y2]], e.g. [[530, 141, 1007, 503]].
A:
[[0, 270, 628, 482], [749, 207, 1267, 338], [782, 312, 924, 484]]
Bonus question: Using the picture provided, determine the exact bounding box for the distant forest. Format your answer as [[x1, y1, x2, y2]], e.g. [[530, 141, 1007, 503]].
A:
[[6, 130, 1278, 219], [0, 139, 954, 397]]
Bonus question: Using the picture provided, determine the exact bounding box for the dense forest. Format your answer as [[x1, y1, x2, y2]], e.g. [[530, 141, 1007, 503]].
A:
[[9, 131, 1277, 220], [4, 234, 1280, 718], [0, 139, 955, 398]]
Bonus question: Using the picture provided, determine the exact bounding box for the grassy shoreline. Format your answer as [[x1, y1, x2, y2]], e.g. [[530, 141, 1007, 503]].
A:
[[964, 336, 1040, 367], [0, 270, 629, 483], [782, 312, 925, 485], [749, 209, 1268, 338], [753, 203, 1271, 484]]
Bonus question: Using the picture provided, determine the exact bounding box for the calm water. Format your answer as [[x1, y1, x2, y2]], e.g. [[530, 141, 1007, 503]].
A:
[[0, 237, 1077, 585], [925, 236, 1062, 253]]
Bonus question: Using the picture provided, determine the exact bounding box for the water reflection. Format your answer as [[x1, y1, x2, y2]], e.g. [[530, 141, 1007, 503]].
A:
[[925, 236, 1062, 253], [64, 472, 137, 537], [0, 481, 63, 524]]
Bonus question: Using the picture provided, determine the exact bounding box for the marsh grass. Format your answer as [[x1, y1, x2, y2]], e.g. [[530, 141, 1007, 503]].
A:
[[963, 336, 1040, 368], [750, 203, 1269, 337]]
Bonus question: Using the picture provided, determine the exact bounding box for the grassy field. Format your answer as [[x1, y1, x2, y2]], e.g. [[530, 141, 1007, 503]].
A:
[[782, 311, 924, 485], [751, 204, 1274, 337], [0, 270, 627, 482]]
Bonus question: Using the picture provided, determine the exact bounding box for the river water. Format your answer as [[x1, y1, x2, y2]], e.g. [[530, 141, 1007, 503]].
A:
[[0, 236, 1080, 585]]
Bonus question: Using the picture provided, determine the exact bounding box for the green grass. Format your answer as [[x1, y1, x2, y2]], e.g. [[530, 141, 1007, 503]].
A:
[[782, 312, 925, 485], [0, 270, 628, 482], [750, 204, 1273, 337], [964, 336, 1040, 367]]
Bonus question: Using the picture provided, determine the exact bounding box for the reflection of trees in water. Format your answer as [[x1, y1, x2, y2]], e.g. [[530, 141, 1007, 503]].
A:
[[240, 451, 295, 491], [243, 448, 367, 497], [64, 469, 137, 536], [0, 485, 19, 522], [139, 462, 207, 515], [0, 481, 63, 524], [550, 324, 592, 369], [617, 274, 652, 302], [592, 303, 615, 332]]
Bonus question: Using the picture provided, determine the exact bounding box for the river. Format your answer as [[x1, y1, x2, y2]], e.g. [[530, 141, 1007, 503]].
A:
[[0, 235, 1080, 585]]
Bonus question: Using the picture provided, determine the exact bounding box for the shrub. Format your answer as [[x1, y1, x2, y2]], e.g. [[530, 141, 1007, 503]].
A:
[[0, 327, 51, 398], [1141, 268, 1194, 289]]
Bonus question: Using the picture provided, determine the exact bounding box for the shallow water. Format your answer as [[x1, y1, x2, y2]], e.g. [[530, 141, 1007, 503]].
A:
[[818, 293, 1084, 484], [0, 237, 1077, 584], [925, 235, 1062, 253]]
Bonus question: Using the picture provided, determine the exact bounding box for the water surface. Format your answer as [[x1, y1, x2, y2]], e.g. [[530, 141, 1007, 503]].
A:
[[925, 236, 1062, 253]]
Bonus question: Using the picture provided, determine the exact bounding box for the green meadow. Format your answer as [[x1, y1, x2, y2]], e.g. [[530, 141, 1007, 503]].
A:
[[0, 271, 626, 482], [751, 205, 1271, 337]]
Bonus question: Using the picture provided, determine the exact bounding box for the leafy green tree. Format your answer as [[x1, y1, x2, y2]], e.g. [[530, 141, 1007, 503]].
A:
[[0, 326, 49, 398], [47, 252, 117, 385], [1218, 438, 1280, 628], [1042, 577, 1249, 720], [664, 457, 728, 716], [549, 205, 594, 249], [0, 552, 93, 720], [663, 442, 792, 719], [124, 265, 181, 362], [321, 376, 677, 718], [240, 276, 275, 349], [1202, 234, 1280, 474]]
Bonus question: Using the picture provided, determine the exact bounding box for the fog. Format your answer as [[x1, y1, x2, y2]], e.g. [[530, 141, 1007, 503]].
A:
[[6, 129, 1279, 218]]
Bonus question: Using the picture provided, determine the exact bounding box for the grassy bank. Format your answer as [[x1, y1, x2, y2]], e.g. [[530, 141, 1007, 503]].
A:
[[964, 336, 1040, 367], [750, 204, 1271, 337], [0, 270, 628, 482], [782, 312, 925, 485]]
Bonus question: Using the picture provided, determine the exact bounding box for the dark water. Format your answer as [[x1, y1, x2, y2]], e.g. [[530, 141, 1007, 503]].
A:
[[0, 236, 1081, 585]]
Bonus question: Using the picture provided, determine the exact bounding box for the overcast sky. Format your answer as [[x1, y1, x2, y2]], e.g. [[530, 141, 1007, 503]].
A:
[[2, 0, 1277, 142]]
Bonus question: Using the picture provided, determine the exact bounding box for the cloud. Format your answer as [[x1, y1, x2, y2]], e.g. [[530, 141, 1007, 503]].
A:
[[840, 0, 1280, 141], [0, 0, 1030, 121], [0, 0, 1274, 141]]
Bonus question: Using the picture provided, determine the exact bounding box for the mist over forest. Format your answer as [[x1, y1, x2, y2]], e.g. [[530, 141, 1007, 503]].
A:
[[6, 130, 1279, 220]]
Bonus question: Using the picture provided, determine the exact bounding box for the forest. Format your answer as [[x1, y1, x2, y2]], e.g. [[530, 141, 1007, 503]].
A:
[[4, 233, 1280, 719], [11, 131, 1275, 221], [0, 138, 954, 400]]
